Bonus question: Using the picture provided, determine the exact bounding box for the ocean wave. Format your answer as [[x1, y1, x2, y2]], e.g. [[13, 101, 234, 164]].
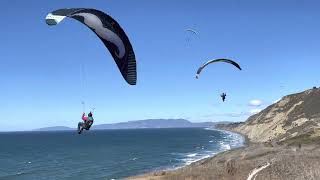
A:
[[181, 154, 211, 165], [186, 153, 198, 157], [211, 128, 245, 148], [219, 142, 231, 151], [174, 128, 245, 168]]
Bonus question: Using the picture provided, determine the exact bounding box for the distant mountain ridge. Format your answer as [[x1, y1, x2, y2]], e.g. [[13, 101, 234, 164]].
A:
[[33, 119, 226, 131], [35, 126, 74, 131]]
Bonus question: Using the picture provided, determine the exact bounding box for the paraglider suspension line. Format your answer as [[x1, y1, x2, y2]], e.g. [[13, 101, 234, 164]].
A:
[[80, 62, 87, 112]]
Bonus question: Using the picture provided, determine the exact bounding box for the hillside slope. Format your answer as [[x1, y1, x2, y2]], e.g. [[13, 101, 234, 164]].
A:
[[220, 88, 320, 143]]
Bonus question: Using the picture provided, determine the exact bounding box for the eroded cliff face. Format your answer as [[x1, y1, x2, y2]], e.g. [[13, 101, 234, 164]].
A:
[[226, 88, 320, 143]]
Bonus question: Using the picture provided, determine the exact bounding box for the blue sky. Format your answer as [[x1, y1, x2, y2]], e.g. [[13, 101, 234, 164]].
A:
[[1, 0, 320, 131]]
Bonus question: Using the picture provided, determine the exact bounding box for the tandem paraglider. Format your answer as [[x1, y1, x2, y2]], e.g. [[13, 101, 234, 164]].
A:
[[45, 8, 137, 133]]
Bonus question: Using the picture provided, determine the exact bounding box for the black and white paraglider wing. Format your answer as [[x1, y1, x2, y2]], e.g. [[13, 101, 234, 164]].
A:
[[46, 8, 137, 85], [195, 58, 241, 78]]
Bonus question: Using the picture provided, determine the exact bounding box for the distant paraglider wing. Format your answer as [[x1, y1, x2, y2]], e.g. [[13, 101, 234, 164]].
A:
[[45, 8, 137, 85], [196, 59, 241, 78], [185, 28, 198, 35]]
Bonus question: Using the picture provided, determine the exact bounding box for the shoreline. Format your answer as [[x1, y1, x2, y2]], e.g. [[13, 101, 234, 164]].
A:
[[126, 130, 320, 180], [216, 127, 251, 147], [124, 127, 249, 180]]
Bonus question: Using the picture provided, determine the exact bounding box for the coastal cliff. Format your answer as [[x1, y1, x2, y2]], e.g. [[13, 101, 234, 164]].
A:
[[218, 88, 320, 144]]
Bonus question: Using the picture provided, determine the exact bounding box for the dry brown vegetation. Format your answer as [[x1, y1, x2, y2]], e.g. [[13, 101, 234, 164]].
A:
[[126, 143, 320, 180]]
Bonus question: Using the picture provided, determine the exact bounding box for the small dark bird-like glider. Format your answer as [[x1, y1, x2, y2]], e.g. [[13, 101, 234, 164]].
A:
[[220, 93, 227, 102]]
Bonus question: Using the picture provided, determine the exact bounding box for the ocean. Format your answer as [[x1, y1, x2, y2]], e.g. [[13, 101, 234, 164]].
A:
[[0, 128, 244, 180]]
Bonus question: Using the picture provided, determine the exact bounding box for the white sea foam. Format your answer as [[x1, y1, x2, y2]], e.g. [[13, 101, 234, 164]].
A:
[[178, 129, 245, 168], [214, 129, 245, 148], [220, 143, 231, 150], [181, 154, 211, 165], [186, 153, 198, 157]]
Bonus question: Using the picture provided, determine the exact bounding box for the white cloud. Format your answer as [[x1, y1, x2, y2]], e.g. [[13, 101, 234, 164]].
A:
[[250, 109, 262, 115], [249, 99, 263, 107]]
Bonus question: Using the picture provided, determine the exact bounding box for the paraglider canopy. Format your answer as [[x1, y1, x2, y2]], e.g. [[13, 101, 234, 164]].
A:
[[45, 8, 137, 85], [195, 58, 241, 79], [184, 28, 199, 45], [185, 28, 198, 35]]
